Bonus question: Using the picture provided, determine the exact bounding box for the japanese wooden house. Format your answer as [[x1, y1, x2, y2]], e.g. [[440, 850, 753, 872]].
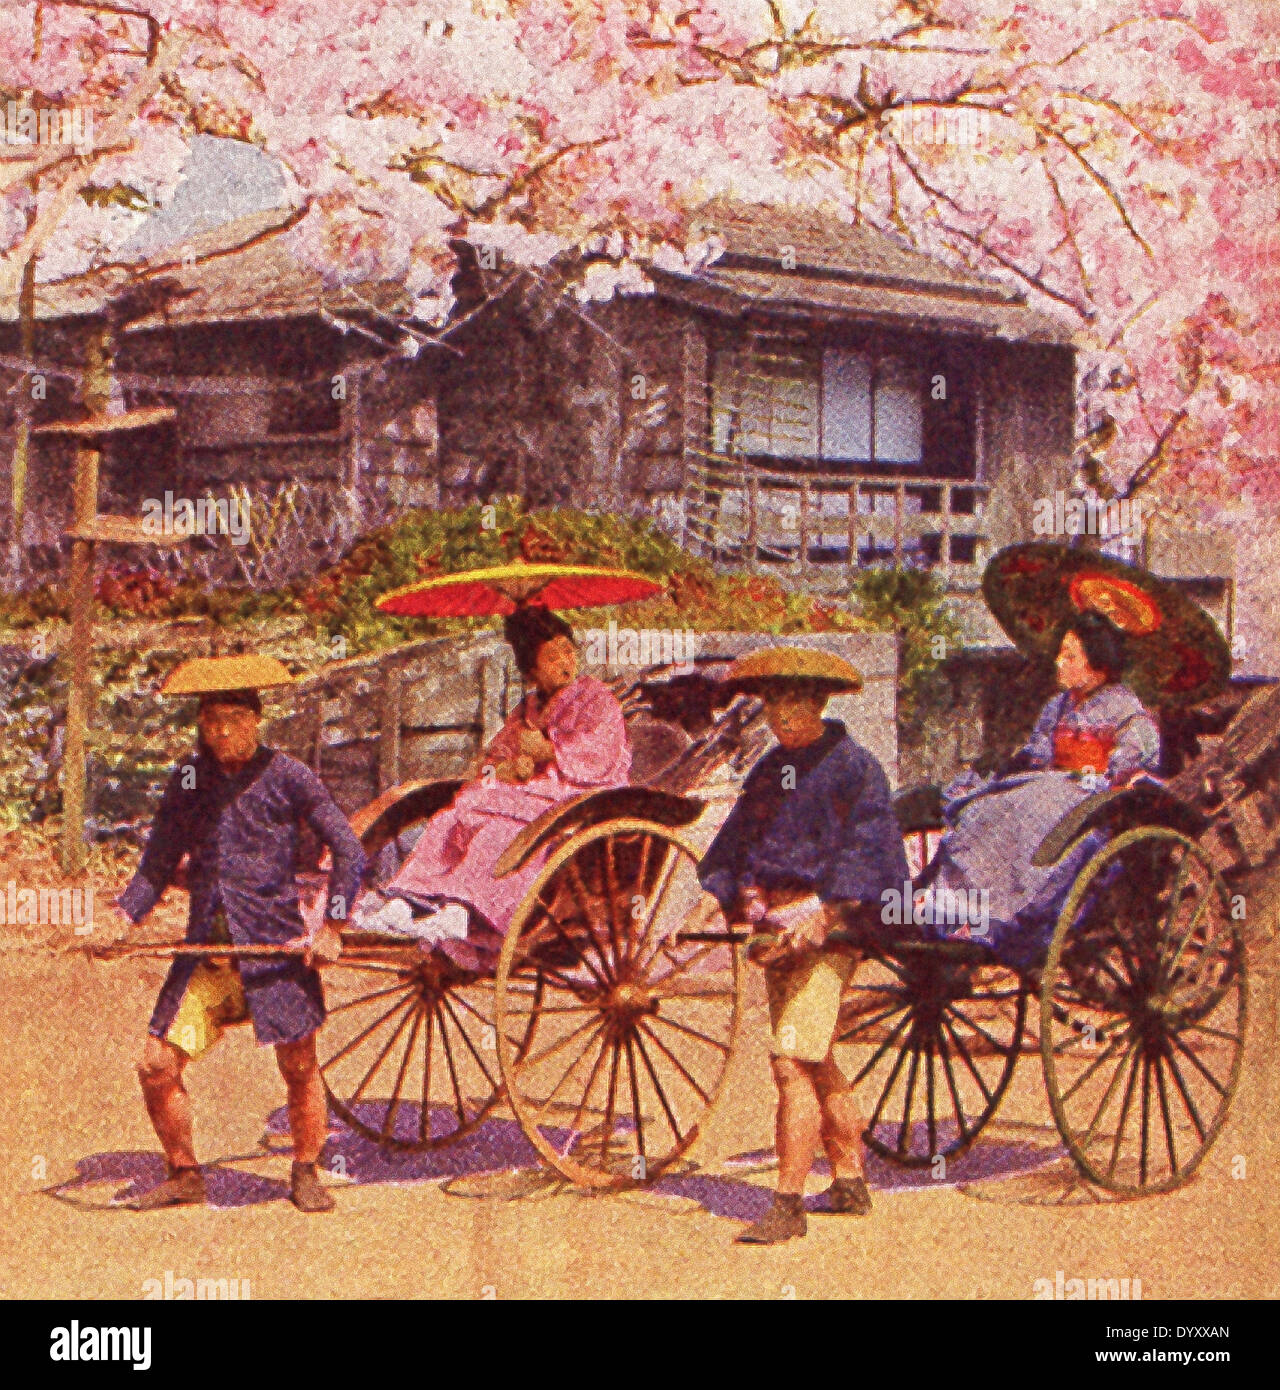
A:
[[0, 197, 1251, 677], [436, 200, 1079, 644]]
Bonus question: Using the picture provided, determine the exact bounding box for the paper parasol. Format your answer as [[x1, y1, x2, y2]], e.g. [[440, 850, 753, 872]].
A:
[[376, 561, 664, 619], [982, 543, 1230, 708]]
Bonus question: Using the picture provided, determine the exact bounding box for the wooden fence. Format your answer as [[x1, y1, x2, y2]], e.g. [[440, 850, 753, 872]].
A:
[[263, 627, 901, 815]]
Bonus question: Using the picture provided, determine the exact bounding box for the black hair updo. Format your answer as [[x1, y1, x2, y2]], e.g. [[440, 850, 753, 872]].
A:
[[1062, 610, 1128, 684], [503, 605, 574, 678]]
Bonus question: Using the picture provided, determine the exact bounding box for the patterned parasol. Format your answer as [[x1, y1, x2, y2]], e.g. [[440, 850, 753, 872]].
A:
[[982, 543, 1231, 709]]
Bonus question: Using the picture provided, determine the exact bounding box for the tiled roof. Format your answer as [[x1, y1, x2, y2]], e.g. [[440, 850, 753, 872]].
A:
[[668, 200, 1076, 346], [0, 209, 412, 327], [2, 197, 1075, 347]]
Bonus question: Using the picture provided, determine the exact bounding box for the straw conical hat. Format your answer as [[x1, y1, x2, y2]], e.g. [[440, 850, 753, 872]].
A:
[[161, 654, 295, 697], [722, 646, 863, 696]]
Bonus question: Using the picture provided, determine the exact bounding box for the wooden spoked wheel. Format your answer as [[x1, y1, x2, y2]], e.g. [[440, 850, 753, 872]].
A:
[[319, 787, 539, 1152], [495, 820, 741, 1189], [1040, 826, 1247, 1195], [321, 939, 540, 1151], [839, 945, 1027, 1166]]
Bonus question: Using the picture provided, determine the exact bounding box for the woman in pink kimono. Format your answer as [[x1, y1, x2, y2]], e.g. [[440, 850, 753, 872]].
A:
[[359, 607, 631, 960]]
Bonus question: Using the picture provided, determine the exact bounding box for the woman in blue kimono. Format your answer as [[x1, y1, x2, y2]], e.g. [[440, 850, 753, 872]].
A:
[[925, 611, 1161, 970]]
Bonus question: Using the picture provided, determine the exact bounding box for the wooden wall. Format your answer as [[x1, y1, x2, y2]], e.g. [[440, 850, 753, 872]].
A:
[[263, 628, 900, 816]]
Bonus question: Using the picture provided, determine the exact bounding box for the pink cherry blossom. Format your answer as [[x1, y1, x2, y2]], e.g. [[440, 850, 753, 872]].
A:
[[0, 0, 1273, 502]]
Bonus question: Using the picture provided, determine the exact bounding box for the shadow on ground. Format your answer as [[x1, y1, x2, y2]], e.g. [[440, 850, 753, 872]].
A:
[[46, 1103, 1066, 1220]]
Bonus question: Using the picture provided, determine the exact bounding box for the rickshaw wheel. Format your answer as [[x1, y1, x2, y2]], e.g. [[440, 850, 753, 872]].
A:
[[321, 940, 541, 1151], [839, 946, 1027, 1167], [496, 819, 741, 1190], [1040, 825, 1247, 1196], [318, 792, 542, 1153]]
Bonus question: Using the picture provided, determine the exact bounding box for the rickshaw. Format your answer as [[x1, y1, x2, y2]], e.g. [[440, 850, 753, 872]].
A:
[[319, 674, 763, 1189], [319, 544, 1266, 1197], [833, 543, 1259, 1197]]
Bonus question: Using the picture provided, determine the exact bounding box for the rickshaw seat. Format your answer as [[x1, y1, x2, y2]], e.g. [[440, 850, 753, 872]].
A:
[[893, 783, 946, 834]]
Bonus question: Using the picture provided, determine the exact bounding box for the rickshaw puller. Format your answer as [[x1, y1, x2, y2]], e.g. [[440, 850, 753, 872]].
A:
[[114, 657, 366, 1214], [697, 648, 909, 1245]]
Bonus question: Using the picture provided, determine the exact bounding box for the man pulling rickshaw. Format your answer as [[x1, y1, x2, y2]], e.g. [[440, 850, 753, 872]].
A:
[[696, 647, 909, 1243], [113, 654, 365, 1213]]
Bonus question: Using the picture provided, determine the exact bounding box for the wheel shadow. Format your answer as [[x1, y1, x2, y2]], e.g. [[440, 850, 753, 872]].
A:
[[47, 1109, 1065, 1216]]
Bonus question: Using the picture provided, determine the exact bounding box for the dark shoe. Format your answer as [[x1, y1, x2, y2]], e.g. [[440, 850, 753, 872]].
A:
[[290, 1161, 335, 1213], [735, 1192, 806, 1244], [120, 1165, 205, 1210], [825, 1176, 873, 1215]]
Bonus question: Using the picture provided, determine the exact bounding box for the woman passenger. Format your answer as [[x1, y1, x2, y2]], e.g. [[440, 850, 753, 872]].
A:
[[926, 611, 1160, 969], [358, 607, 631, 959]]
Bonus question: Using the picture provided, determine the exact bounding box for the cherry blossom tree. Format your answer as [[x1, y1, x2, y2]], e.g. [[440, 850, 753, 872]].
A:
[[1, 0, 1276, 501]]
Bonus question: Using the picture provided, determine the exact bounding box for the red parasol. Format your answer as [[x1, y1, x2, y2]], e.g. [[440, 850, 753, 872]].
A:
[[983, 543, 1231, 709], [376, 560, 664, 619]]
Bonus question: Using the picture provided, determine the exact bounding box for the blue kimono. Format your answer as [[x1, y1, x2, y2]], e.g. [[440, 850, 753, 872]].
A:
[[927, 682, 1160, 970], [119, 746, 367, 1047], [698, 720, 908, 923]]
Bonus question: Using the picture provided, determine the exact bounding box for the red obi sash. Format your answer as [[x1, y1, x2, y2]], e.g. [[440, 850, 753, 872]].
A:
[[1052, 725, 1115, 773]]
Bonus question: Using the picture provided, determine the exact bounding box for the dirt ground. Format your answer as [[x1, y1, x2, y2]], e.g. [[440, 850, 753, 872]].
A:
[[1, 849, 1276, 1302]]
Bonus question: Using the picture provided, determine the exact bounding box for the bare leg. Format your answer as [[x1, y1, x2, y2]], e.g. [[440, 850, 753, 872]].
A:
[[276, 1034, 326, 1164], [773, 1055, 824, 1195], [137, 1036, 197, 1169], [815, 1053, 866, 1181]]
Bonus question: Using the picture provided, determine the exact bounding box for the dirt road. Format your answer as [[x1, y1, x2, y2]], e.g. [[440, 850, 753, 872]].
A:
[[2, 920, 1276, 1300]]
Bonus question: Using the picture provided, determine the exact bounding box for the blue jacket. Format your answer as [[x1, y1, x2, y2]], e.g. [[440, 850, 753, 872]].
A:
[[119, 744, 366, 943], [119, 745, 367, 1048], [698, 720, 908, 915]]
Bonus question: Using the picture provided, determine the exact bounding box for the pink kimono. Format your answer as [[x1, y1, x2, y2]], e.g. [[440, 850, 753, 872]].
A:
[[387, 674, 631, 938]]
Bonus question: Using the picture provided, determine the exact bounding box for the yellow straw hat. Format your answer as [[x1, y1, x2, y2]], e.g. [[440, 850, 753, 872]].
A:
[[722, 646, 863, 697], [161, 654, 295, 697]]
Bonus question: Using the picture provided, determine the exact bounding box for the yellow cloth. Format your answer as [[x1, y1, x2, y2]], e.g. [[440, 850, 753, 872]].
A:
[[166, 959, 250, 1059], [765, 951, 857, 1064]]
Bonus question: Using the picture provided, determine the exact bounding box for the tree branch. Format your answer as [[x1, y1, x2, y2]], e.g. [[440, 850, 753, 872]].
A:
[[1122, 407, 1189, 498], [1036, 144, 1092, 298], [1, 20, 187, 297], [1033, 120, 1155, 259]]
